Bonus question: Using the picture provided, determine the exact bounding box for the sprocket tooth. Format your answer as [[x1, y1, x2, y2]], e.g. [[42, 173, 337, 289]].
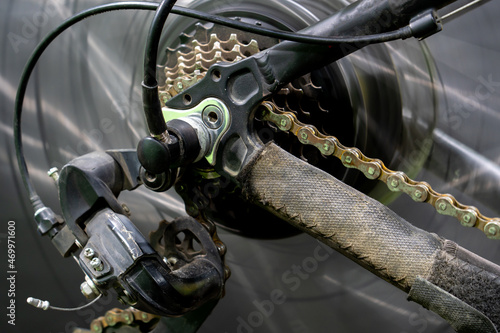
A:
[[159, 28, 271, 104], [164, 69, 179, 81], [178, 31, 195, 46], [198, 51, 224, 69], [165, 45, 193, 68], [177, 54, 198, 67], [192, 34, 219, 51], [192, 22, 212, 44], [192, 44, 241, 63], [301, 84, 321, 100], [178, 61, 206, 76], [217, 33, 239, 51]]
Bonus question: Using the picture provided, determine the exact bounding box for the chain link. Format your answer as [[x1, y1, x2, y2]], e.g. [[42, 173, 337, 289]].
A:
[[259, 101, 500, 240], [87, 307, 159, 333]]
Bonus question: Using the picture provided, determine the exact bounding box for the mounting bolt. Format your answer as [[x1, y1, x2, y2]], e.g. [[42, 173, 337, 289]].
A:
[[90, 258, 104, 271], [121, 203, 131, 215], [202, 105, 223, 129], [47, 167, 59, 183], [167, 257, 178, 266], [80, 281, 96, 299], [83, 247, 95, 259]]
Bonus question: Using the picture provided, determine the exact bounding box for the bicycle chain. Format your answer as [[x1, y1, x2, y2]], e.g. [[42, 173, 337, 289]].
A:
[[88, 307, 159, 333], [258, 101, 500, 240]]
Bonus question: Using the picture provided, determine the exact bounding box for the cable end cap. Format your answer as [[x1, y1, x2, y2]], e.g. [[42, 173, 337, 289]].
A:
[[27, 297, 50, 310]]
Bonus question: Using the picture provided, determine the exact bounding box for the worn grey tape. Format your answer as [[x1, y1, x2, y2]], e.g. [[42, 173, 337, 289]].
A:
[[239, 143, 442, 291], [239, 143, 500, 330], [408, 276, 497, 333]]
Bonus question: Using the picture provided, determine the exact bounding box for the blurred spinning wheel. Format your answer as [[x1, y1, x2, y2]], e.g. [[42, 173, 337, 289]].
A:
[[0, 0, 499, 332]]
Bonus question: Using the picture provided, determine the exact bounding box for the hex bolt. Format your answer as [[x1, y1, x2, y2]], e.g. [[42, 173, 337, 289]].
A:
[[47, 167, 59, 183], [202, 105, 223, 129], [90, 258, 104, 271], [83, 247, 95, 259], [121, 203, 131, 215], [80, 281, 97, 299]]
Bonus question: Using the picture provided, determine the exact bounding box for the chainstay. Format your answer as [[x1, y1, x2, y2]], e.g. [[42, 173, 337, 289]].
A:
[[259, 101, 500, 240]]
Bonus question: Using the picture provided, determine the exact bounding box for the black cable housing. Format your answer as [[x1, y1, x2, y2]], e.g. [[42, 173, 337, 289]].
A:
[[142, 0, 178, 138], [14, 2, 158, 212], [144, 0, 177, 87]]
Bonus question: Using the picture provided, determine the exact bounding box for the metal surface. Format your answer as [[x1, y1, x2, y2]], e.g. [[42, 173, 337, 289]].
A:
[[260, 101, 500, 238], [1, 1, 500, 333]]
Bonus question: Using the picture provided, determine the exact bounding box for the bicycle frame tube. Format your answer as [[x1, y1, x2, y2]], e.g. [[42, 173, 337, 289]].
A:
[[264, 0, 457, 85]]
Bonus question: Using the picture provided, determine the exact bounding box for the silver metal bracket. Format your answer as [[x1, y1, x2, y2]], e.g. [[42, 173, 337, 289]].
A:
[[162, 97, 231, 166]]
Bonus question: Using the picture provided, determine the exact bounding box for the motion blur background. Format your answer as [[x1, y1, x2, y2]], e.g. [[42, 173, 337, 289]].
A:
[[1, 0, 499, 332]]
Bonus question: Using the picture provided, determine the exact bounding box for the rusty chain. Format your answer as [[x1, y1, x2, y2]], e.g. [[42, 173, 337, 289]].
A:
[[258, 101, 500, 240], [83, 307, 159, 333]]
